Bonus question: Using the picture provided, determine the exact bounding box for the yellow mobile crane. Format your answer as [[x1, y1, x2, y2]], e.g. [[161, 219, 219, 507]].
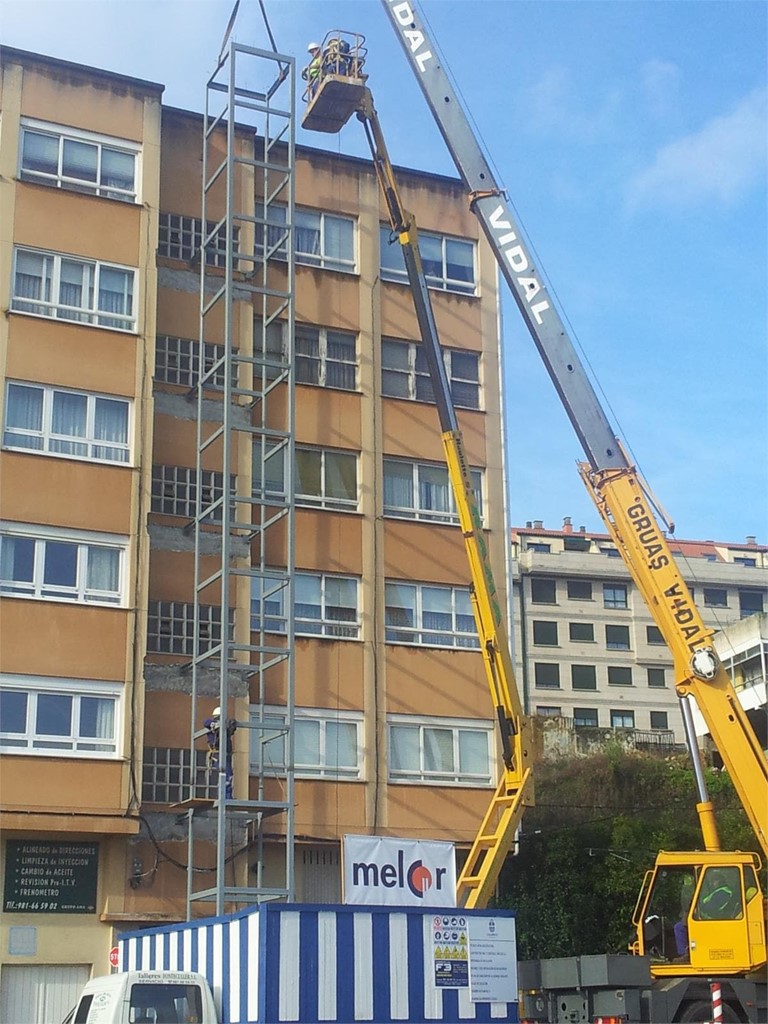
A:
[[301, 18, 766, 1023]]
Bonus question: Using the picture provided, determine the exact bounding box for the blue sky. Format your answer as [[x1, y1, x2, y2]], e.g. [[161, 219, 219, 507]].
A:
[[3, 0, 766, 544]]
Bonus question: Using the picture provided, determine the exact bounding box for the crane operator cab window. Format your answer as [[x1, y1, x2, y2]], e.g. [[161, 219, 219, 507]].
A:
[[642, 864, 698, 962], [692, 865, 744, 921]]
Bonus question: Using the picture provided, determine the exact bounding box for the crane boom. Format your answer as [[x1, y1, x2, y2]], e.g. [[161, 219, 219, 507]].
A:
[[380, 0, 768, 860]]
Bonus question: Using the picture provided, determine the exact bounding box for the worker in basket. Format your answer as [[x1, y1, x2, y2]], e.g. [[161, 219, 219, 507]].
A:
[[302, 41, 322, 98], [323, 36, 352, 76]]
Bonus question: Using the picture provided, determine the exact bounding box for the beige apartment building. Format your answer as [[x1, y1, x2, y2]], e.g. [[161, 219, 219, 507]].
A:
[[0, 45, 510, 1016], [511, 519, 767, 744]]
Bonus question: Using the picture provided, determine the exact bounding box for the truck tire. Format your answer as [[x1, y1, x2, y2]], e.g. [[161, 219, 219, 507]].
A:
[[678, 1000, 740, 1022]]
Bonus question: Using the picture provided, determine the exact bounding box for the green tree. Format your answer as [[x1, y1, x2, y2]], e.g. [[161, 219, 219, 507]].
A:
[[494, 750, 760, 960]]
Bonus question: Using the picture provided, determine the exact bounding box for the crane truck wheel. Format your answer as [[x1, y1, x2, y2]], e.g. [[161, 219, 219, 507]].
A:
[[678, 1000, 740, 1023]]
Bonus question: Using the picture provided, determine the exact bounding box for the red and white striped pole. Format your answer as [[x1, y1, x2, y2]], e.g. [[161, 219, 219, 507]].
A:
[[710, 982, 723, 1024]]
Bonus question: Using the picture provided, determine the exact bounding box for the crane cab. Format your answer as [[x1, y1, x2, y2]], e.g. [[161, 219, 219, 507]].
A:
[[301, 31, 368, 134], [632, 850, 766, 977]]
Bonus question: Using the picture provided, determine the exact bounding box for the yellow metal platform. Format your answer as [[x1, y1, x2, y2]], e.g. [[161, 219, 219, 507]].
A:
[[302, 75, 368, 134]]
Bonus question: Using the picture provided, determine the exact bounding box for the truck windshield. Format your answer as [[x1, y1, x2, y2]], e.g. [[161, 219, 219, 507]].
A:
[[128, 983, 203, 1024]]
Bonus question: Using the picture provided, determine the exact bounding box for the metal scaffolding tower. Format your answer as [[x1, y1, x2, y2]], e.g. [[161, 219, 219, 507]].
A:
[[185, 40, 296, 916]]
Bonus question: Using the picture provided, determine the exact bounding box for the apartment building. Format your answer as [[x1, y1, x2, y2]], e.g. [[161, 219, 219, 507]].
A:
[[0, 46, 509, 1013], [511, 519, 768, 744]]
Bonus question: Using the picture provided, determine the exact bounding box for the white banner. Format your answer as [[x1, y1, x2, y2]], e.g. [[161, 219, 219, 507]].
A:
[[343, 835, 456, 906]]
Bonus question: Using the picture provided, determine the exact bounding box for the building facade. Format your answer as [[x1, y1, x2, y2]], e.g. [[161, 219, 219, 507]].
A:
[[0, 46, 510, 1014], [511, 519, 767, 744]]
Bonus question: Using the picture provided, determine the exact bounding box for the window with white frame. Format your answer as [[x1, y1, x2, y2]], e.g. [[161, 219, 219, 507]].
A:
[[158, 212, 240, 268], [296, 447, 358, 511], [19, 119, 139, 202], [256, 204, 356, 272], [154, 335, 228, 388], [611, 709, 635, 729], [385, 581, 479, 648], [0, 675, 120, 757], [380, 226, 476, 294], [254, 318, 288, 384], [388, 715, 493, 785], [146, 601, 229, 655], [296, 573, 359, 638], [151, 465, 235, 520], [296, 324, 357, 390], [0, 524, 126, 605], [603, 583, 628, 609], [383, 458, 483, 524], [382, 338, 480, 409], [250, 574, 290, 634], [4, 381, 131, 463], [12, 248, 136, 331], [250, 706, 363, 779], [252, 436, 289, 504]]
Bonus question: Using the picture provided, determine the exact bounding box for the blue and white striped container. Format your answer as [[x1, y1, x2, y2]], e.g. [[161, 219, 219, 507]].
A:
[[119, 903, 518, 1024]]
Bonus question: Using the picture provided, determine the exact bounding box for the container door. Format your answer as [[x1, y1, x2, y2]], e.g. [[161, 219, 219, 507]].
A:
[[0, 964, 90, 1024]]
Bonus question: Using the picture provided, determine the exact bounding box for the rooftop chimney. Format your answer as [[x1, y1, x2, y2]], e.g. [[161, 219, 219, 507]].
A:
[[525, 521, 532, 529], [746, 535, 757, 546], [579, 525, 587, 534], [562, 516, 573, 534], [533, 520, 544, 530]]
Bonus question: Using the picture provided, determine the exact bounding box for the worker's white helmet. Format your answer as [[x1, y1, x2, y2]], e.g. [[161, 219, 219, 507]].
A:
[[307, 41, 321, 52], [212, 706, 221, 717]]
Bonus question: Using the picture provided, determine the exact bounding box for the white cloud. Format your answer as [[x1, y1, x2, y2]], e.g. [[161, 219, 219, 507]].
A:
[[517, 66, 621, 141], [626, 86, 768, 210], [640, 58, 682, 117]]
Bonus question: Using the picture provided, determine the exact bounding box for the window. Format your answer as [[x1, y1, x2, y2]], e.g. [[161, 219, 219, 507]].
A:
[[532, 620, 558, 646], [20, 120, 138, 201], [383, 459, 482, 524], [296, 573, 359, 638], [151, 466, 234, 520], [571, 664, 597, 690], [385, 581, 478, 648], [252, 436, 289, 504], [569, 621, 594, 642], [257, 204, 356, 272], [602, 548, 621, 557], [603, 583, 628, 609], [647, 667, 667, 688], [606, 624, 630, 650], [534, 663, 560, 689], [252, 707, 363, 780], [739, 590, 764, 618], [646, 625, 665, 645], [388, 715, 493, 785], [4, 382, 131, 463], [608, 666, 633, 686], [530, 577, 556, 604], [296, 447, 358, 511], [567, 580, 592, 600], [12, 248, 136, 331], [158, 212, 239, 268], [0, 675, 119, 757], [146, 601, 229, 656], [703, 587, 728, 608], [650, 711, 669, 730], [154, 335, 228, 389], [734, 556, 757, 568], [611, 710, 635, 729], [380, 226, 476, 294], [693, 866, 743, 922], [0, 525, 125, 605], [563, 536, 590, 552], [574, 707, 598, 728], [250, 574, 289, 634], [381, 339, 480, 409], [536, 706, 561, 717], [527, 542, 551, 553], [296, 324, 357, 390], [142, 747, 216, 802]]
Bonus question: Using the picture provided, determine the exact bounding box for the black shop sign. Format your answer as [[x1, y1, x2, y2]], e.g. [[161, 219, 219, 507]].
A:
[[3, 840, 99, 914]]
